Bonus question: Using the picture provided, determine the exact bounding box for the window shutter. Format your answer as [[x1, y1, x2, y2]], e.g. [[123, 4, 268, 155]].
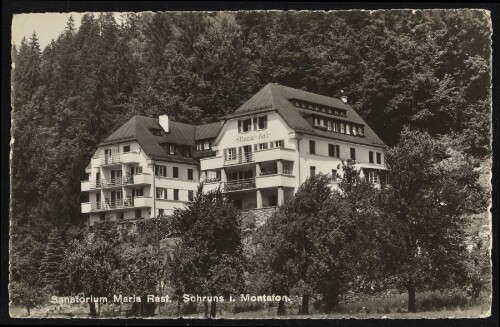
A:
[[253, 117, 257, 130], [238, 120, 241, 133], [254, 144, 258, 151], [336, 145, 340, 158], [224, 149, 227, 159]]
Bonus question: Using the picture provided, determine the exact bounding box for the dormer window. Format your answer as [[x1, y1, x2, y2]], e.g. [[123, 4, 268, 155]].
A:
[[238, 119, 252, 133], [151, 128, 162, 136], [169, 145, 175, 155], [255, 116, 267, 130]]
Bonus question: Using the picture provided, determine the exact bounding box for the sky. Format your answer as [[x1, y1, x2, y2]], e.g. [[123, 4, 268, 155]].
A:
[[12, 13, 123, 49]]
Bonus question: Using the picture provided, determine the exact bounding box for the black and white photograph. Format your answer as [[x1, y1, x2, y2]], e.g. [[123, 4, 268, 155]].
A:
[[4, 4, 495, 321]]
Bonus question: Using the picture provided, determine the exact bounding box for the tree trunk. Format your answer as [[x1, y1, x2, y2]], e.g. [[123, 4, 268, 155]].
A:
[[26, 306, 30, 317], [210, 300, 217, 318], [408, 284, 416, 312], [203, 300, 209, 318], [97, 301, 101, 317], [301, 294, 309, 315], [277, 300, 285, 316], [89, 302, 97, 317]]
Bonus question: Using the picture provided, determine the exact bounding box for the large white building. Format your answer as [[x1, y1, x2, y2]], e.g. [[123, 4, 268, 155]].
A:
[[81, 83, 388, 224]]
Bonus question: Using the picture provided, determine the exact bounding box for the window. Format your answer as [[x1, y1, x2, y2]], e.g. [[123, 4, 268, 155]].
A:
[[271, 140, 284, 148], [156, 187, 167, 199], [155, 165, 167, 177], [310, 166, 316, 177], [174, 189, 179, 201], [257, 116, 267, 130], [131, 166, 142, 175], [204, 140, 210, 150], [377, 153, 382, 164], [225, 147, 237, 160], [188, 190, 194, 201], [350, 148, 356, 160], [206, 170, 220, 181], [169, 145, 175, 155], [123, 145, 130, 153], [173, 167, 179, 178], [158, 209, 164, 217], [309, 140, 316, 154], [327, 120, 332, 131], [188, 169, 194, 180], [345, 123, 351, 135], [340, 122, 345, 134], [132, 188, 143, 197], [99, 212, 106, 221], [333, 121, 339, 132], [135, 209, 142, 219], [368, 172, 380, 184], [151, 129, 162, 136], [369, 151, 374, 163], [329, 144, 340, 158], [196, 141, 203, 151], [283, 161, 294, 175], [256, 142, 268, 151], [358, 126, 364, 135], [239, 119, 252, 133], [118, 212, 124, 220]]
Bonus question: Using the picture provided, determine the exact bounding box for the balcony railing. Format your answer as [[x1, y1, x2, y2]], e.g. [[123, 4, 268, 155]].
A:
[[89, 196, 152, 211], [224, 152, 254, 165], [91, 176, 134, 189], [224, 178, 256, 192], [90, 198, 133, 211], [101, 154, 122, 165]]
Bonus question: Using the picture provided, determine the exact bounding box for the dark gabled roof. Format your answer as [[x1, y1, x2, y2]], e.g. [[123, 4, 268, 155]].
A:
[[195, 121, 223, 140], [100, 116, 222, 165], [227, 83, 386, 148], [100, 115, 197, 164]]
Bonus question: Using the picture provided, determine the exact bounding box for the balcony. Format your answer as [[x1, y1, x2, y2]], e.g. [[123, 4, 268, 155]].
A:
[[101, 154, 122, 166], [224, 153, 254, 166], [256, 174, 296, 189], [98, 152, 141, 166], [133, 196, 153, 208], [82, 173, 152, 191], [90, 176, 134, 189], [130, 173, 152, 185], [223, 178, 256, 192], [81, 180, 91, 192], [83, 196, 153, 212], [254, 147, 296, 162]]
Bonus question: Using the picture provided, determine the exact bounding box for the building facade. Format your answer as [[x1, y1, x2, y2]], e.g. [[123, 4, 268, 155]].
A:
[[81, 83, 388, 224]]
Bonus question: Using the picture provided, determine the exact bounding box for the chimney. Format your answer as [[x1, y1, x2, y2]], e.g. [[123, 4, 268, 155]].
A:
[[159, 115, 169, 133]]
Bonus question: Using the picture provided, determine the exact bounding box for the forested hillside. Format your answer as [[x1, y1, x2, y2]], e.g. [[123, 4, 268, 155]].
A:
[[10, 10, 491, 304]]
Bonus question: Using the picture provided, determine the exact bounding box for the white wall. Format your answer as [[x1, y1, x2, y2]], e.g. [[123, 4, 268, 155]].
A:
[[213, 112, 297, 156], [298, 135, 386, 184]]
